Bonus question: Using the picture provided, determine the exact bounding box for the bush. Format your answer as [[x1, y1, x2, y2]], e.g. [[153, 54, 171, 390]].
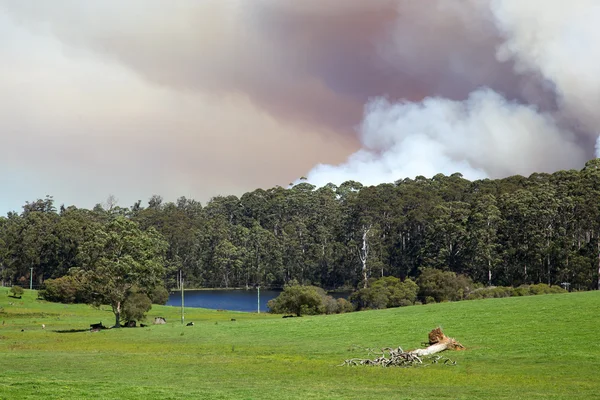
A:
[[149, 286, 170, 305], [512, 286, 529, 296], [350, 276, 418, 310], [397, 299, 413, 307], [466, 283, 566, 300], [335, 298, 354, 313], [528, 283, 566, 295], [466, 291, 483, 300], [9, 285, 24, 297], [267, 283, 326, 316], [39, 276, 87, 303], [417, 268, 473, 303], [350, 287, 388, 310], [122, 291, 152, 322], [322, 295, 339, 314], [385, 278, 419, 307]]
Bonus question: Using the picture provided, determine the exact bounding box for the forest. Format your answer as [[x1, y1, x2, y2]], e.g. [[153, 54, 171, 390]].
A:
[[2, 159, 600, 293]]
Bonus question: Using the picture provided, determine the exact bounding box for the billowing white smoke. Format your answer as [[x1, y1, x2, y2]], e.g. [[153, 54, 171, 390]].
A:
[[306, 89, 585, 186], [596, 136, 600, 159], [491, 0, 600, 132], [305, 1, 599, 187]]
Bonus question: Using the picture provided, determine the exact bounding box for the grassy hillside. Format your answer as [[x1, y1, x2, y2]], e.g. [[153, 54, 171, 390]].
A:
[[1, 287, 598, 399]]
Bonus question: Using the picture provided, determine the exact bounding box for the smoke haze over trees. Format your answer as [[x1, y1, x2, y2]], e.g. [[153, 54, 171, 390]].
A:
[[0, 1, 599, 212]]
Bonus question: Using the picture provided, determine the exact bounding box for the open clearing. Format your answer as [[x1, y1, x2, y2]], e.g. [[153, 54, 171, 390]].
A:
[[1, 287, 598, 399]]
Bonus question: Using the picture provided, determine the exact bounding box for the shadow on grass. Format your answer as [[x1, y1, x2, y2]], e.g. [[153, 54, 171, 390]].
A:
[[53, 328, 89, 334]]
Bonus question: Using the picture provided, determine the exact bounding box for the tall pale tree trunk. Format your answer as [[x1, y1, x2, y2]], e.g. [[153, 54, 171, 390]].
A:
[[359, 225, 371, 289]]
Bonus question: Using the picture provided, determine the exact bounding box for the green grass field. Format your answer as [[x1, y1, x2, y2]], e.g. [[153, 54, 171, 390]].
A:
[[1, 287, 598, 399]]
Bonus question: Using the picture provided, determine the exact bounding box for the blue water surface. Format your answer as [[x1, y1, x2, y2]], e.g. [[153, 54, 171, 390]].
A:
[[167, 289, 351, 312], [167, 289, 281, 312]]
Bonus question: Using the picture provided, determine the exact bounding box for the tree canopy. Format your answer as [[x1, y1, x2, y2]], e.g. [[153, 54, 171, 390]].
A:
[[2, 164, 600, 296], [76, 217, 167, 326]]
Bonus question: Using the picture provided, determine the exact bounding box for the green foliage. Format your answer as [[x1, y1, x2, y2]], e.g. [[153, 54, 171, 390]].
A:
[[77, 217, 168, 326], [267, 283, 326, 316], [3, 163, 600, 293], [417, 267, 473, 303], [350, 276, 418, 310], [39, 276, 87, 303], [267, 281, 346, 316], [335, 297, 355, 313], [466, 283, 566, 300], [9, 285, 23, 297], [148, 286, 170, 305], [121, 291, 153, 322], [528, 283, 566, 295]]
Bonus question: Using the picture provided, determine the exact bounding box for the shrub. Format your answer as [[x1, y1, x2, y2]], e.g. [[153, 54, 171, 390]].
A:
[[512, 286, 529, 296], [335, 298, 354, 313], [397, 299, 414, 307], [350, 276, 419, 310], [350, 287, 388, 310], [466, 283, 566, 300], [528, 283, 566, 295], [267, 283, 326, 316], [39, 276, 87, 303], [417, 268, 473, 302], [387, 278, 419, 306], [122, 291, 152, 322], [322, 295, 339, 314], [9, 285, 24, 298], [466, 291, 483, 300], [149, 286, 170, 305]]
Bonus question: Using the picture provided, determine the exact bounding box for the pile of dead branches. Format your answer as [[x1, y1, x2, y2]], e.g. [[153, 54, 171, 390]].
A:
[[339, 327, 464, 368]]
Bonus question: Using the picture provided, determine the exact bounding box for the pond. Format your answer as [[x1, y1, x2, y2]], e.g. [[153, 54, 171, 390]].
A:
[[166, 289, 351, 312], [167, 289, 281, 312]]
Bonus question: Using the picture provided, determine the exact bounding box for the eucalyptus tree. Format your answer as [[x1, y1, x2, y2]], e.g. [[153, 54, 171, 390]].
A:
[[466, 194, 501, 284], [76, 216, 167, 327]]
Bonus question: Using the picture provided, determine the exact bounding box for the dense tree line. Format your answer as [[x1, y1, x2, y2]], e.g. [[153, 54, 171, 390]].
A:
[[2, 160, 600, 292]]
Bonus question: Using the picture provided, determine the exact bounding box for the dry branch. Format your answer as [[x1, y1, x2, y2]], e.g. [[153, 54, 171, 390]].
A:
[[339, 327, 463, 368]]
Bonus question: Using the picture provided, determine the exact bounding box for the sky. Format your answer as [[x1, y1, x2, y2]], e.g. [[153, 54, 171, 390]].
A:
[[0, 0, 598, 214]]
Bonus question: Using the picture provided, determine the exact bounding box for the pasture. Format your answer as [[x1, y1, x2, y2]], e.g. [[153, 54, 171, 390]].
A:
[[1, 287, 598, 399]]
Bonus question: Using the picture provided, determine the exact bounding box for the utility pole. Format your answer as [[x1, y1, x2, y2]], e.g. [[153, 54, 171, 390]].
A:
[[30, 267, 33, 290], [257, 285, 260, 314], [180, 270, 185, 325]]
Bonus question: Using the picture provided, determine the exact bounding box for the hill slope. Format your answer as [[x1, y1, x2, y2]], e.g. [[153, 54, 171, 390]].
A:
[[1, 288, 598, 399]]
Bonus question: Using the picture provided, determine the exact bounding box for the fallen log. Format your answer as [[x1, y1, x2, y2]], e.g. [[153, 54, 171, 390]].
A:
[[339, 327, 463, 368], [409, 327, 464, 357]]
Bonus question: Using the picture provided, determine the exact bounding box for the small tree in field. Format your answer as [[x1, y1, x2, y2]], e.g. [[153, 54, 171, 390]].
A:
[[9, 285, 24, 298]]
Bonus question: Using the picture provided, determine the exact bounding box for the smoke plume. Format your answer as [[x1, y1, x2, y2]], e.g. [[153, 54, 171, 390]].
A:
[[0, 0, 597, 212], [307, 0, 600, 186]]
